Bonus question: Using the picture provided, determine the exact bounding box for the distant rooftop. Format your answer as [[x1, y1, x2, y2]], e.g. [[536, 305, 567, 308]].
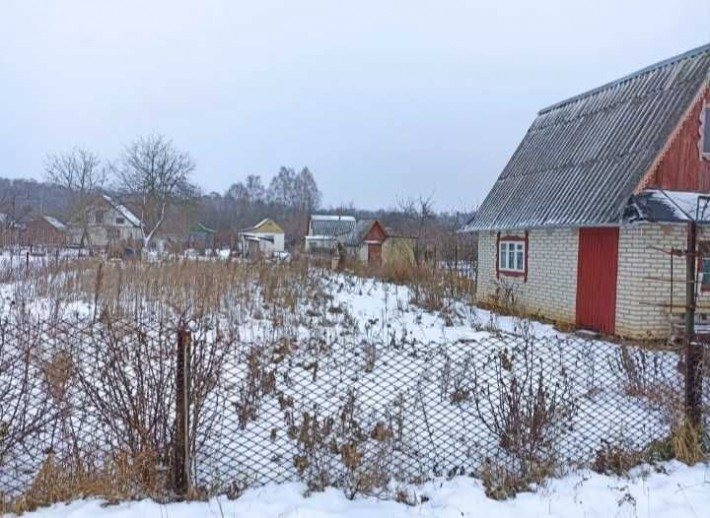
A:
[[309, 214, 356, 238]]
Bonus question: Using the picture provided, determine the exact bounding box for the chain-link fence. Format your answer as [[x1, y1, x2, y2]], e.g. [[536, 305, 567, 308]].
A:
[[1, 314, 708, 507]]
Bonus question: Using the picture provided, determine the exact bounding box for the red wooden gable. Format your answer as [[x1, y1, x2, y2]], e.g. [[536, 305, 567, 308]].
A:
[[645, 86, 710, 192], [363, 221, 387, 243]]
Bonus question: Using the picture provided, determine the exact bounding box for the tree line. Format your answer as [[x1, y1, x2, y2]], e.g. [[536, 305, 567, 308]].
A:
[[0, 134, 475, 255]]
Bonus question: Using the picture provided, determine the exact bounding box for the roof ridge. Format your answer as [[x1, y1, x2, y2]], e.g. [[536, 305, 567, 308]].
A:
[[538, 43, 710, 115]]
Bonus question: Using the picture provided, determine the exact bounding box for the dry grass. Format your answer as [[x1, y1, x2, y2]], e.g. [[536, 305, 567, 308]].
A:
[[671, 420, 706, 465], [343, 259, 475, 313], [9, 257, 315, 322], [4, 450, 172, 514]]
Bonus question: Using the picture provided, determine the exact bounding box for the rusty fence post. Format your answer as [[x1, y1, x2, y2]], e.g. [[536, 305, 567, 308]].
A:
[[684, 221, 703, 429], [175, 324, 191, 495], [685, 335, 704, 428]]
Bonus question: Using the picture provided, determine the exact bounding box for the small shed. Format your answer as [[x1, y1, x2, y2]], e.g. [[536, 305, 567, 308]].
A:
[[345, 220, 416, 267], [22, 215, 69, 248], [239, 218, 285, 258], [345, 220, 387, 265], [188, 223, 216, 251]]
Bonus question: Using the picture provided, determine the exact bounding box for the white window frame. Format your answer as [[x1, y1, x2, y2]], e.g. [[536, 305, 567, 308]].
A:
[[499, 240, 525, 273]]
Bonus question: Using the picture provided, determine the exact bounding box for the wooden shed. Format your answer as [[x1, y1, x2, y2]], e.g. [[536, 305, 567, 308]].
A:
[[22, 215, 69, 248]]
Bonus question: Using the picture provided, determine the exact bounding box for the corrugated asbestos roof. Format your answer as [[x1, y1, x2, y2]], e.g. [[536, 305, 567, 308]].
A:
[[309, 215, 356, 238], [463, 44, 710, 232], [344, 220, 375, 246]]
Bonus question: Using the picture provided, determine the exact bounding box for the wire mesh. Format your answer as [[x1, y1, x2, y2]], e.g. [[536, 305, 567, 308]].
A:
[[0, 313, 708, 505], [0, 315, 178, 505], [190, 331, 704, 493]]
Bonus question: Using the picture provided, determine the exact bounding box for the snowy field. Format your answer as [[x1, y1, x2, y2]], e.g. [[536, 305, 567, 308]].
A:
[[12, 462, 710, 518], [0, 258, 706, 513]]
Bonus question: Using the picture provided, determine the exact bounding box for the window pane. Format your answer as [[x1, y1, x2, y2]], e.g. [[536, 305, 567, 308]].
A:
[[508, 247, 515, 270], [704, 108, 710, 154], [500, 243, 507, 269], [516, 249, 524, 270], [703, 258, 710, 289]]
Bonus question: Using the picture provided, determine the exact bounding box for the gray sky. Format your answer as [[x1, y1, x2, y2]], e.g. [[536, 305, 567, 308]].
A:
[[1, 1, 708, 211]]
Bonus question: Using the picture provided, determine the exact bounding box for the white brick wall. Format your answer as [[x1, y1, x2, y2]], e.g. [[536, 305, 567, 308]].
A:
[[615, 223, 710, 339], [477, 223, 710, 339], [477, 228, 578, 323]]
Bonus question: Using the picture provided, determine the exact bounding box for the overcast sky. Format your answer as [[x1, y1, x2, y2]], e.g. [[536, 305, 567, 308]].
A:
[[1, 1, 708, 210]]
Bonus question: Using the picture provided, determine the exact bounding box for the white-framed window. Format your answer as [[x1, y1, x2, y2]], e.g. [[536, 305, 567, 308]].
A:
[[499, 240, 525, 272]]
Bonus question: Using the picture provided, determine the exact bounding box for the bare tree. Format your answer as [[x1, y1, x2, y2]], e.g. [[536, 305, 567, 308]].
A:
[[398, 194, 435, 240], [294, 167, 321, 212], [112, 135, 197, 250], [45, 147, 105, 248], [268, 167, 297, 207]]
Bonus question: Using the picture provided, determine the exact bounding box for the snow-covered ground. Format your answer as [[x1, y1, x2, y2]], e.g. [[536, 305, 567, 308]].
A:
[[0, 261, 706, 514], [13, 462, 710, 518]]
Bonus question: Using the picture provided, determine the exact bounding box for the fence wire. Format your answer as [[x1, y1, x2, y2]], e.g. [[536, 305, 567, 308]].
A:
[[0, 314, 708, 506]]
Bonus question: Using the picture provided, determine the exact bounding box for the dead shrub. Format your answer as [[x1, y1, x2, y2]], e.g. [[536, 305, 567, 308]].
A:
[[363, 342, 377, 373], [488, 279, 520, 316], [72, 318, 176, 492], [473, 337, 578, 486], [479, 457, 553, 500], [591, 442, 644, 476], [41, 350, 74, 403], [235, 346, 277, 429], [287, 390, 394, 499]]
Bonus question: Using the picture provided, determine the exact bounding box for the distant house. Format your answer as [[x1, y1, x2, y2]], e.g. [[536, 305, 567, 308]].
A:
[[188, 223, 216, 252], [22, 215, 68, 248], [307, 216, 416, 266], [462, 44, 710, 339], [70, 194, 142, 248], [239, 218, 285, 258], [304, 215, 356, 253]]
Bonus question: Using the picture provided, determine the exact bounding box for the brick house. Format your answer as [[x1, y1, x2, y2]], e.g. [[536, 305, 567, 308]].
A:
[[463, 44, 710, 339]]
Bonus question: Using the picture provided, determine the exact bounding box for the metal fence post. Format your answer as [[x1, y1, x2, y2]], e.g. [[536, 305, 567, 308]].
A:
[[175, 325, 191, 495], [684, 221, 703, 429]]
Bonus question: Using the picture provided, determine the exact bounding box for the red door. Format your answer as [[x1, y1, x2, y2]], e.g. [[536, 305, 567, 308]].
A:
[[576, 228, 619, 335], [368, 244, 382, 266]]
